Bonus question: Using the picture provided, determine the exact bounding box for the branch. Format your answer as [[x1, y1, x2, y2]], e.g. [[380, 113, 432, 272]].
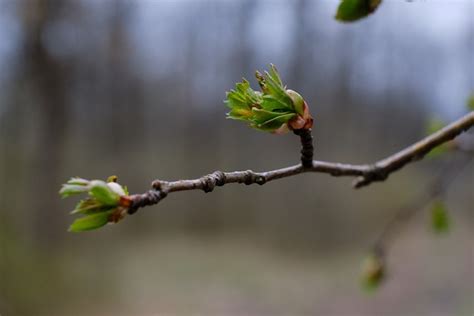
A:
[[128, 111, 474, 214]]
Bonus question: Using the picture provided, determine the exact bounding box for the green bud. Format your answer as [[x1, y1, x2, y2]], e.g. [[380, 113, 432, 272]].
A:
[[107, 182, 126, 196], [361, 253, 385, 292]]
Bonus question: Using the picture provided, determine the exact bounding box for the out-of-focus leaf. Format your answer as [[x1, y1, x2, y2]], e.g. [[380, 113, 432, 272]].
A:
[[425, 118, 449, 158], [467, 95, 474, 111], [88, 180, 120, 206], [431, 200, 450, 234], [426, 146, 449, 159], [68, 210, 114, 232], [361, 253, 385, 292], [336, 0, 382, 22], [426, 117, 445, 135]]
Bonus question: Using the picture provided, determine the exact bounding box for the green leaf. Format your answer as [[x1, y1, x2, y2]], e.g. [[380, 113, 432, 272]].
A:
[[88, 180, 120, 206], [251, 108, 295, 131], [431, 200, 450, 234], [68, 210, 114, 232], [467, 95, 474, 111], [336, 0, 382, 22], [261, 95, 293, 112], [262, 65, 294, 110], [361, 253, 385, 292]]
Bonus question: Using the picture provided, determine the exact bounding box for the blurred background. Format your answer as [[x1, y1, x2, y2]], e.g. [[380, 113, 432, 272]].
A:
[[0, 0, 473, 315]]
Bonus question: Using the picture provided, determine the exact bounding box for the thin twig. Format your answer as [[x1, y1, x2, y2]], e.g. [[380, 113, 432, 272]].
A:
[[128, 112, 474, 214]]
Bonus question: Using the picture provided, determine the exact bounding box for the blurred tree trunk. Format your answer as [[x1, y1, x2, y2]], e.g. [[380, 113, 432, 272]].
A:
[[104, 1, 143, 154], [19, 0, 69, 245]]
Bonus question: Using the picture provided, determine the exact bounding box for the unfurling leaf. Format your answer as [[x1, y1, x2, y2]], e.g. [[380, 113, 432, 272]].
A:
[[59, 178, 90, 198], [431, 200, 450, 234], [89, 180, 120, 206], [225, 64, 313, 133], [68, 210, 114, 232], [336, 0, 382, 22], [361, 253, 385, 292]]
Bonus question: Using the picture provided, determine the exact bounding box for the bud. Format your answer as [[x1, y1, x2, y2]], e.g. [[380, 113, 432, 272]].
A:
[[361, 253, 385, 291], [286, 89, 305, 116], [107, 182, 126, 197], [89, 180, 120, 206]]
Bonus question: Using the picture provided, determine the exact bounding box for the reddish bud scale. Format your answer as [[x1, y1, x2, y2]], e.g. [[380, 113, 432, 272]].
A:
[[119, 195, 132, 207], [288, 101, 313, 131]]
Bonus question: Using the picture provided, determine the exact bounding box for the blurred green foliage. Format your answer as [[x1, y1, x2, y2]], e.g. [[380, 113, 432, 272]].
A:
[[467, 95, 474, 111], [431, 200, 450, 234], [336, 0, 382, 22], [361, 253, 385, 292]]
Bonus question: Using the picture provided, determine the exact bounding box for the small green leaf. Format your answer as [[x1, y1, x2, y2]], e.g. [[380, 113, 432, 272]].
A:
[[431, 200, 450, 234], [252, 109, 296, 131], [336, 0, 382, 22], [122, 186, 129, 196], [467, 95, 474, 111], [68, 210, 114, 232], [261, 95, 292, 112], [361, 253, 385, 292], [88, 180, 120, 206]]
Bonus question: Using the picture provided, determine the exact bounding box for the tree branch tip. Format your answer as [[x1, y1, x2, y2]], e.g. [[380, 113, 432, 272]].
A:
[[152, 180, 168, 191]]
